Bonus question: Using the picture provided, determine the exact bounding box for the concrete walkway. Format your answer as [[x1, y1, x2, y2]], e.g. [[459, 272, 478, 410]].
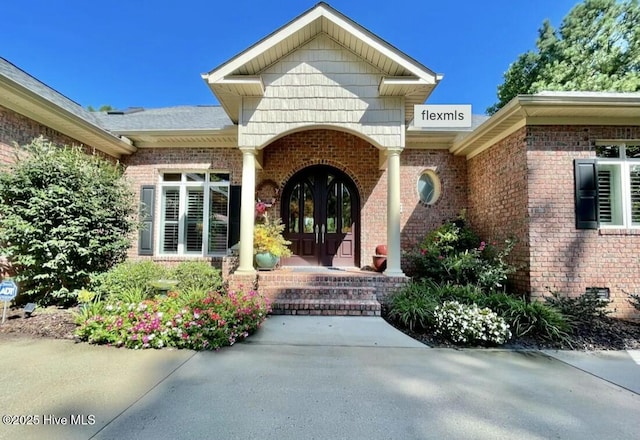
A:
[[0, 316, 638, 440]]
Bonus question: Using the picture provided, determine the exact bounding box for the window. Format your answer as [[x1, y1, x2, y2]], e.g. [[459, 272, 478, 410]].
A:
[[159, 172, 230, 255], [417, 170, 441, 205], [595, 142, 640, 228]]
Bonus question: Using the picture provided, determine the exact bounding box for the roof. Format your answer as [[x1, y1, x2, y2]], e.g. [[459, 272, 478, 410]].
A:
[[452, 92, 640, 158], [202, 2, 441, 124], [95, 106, 233, 132], [94, 105, 237, 149], [0, 57, 136, 157], [405, 114, 491, 149]]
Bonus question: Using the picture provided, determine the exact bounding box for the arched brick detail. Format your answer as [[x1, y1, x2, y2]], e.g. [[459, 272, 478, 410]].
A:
[[280, 158, 364, 198], [258, 129, 376, 203], [256, 129, 384, 266]]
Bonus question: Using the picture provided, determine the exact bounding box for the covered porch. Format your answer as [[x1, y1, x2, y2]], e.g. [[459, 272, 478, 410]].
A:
[[201, 3, 441, 278]]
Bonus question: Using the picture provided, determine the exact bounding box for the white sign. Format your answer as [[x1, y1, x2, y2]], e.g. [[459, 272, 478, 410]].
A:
[[414, 105, 472, 128], [0, 280, 17, 302]]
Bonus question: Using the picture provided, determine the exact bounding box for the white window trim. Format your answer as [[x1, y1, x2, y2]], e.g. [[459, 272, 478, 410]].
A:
[[417, 169, 441, 205], [157, 171, 230, 257], [596, 142, 640, 229]]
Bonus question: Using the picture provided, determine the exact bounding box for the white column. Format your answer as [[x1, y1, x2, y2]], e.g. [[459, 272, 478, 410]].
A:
[[384, 147, 405, 277], [236, 147, 257, 275]]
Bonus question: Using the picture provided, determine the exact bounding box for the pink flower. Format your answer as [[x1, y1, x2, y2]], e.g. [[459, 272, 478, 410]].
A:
[[255, 201, 267, 216], [479, 241, 486, 251]]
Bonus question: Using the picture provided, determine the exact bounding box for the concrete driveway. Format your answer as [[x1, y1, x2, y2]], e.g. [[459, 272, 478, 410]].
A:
[[1, 316, 638, 440]]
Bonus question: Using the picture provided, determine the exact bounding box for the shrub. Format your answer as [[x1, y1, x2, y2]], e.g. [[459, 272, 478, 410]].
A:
[[433, 301, 511, 346], [387, 281, 484, 331], [75, 288, 270, 350], [431, 281, 484, 304], [172, 261, 225, 294], [404, 216, 516, 292], [92, 261, 169, 301], [627, 293, 640, 312], [479, 293, 570, 342], [544, 291, 611, 327], [0, 137, 136, 305], [387, 281, 440, 331], [404, 217, 478, 281]]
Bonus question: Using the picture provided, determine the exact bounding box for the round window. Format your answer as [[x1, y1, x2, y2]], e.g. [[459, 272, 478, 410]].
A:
[[417, 171, 441, 205]]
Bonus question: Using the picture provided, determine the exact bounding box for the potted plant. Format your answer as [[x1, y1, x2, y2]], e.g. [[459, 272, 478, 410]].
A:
[[254, 201, 292, 270], [372, 244, 387, 272]]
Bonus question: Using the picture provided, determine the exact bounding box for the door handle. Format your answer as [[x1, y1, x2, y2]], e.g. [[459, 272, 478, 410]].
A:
[[315, 224, 319, 244], [321, 224, 325, 244]]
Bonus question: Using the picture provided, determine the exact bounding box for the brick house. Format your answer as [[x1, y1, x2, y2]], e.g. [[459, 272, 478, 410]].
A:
[[1, 3, 639, 317]]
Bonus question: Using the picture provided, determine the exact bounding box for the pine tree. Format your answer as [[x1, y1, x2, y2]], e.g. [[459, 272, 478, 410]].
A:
[[488, 0, 640, 114]]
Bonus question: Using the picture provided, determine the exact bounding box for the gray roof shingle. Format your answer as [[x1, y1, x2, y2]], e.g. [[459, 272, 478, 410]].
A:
[[1, 57, 233, 135], [0, 56, 102, 127], [94, 105, 233, 132]]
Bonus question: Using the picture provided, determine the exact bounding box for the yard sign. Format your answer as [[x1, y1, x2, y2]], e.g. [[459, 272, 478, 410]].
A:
[[0, 279, 18, 324]]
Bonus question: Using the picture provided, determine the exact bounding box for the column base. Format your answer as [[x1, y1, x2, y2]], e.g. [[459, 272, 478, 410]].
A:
[[383, 268, 406, 277], [234, 267, 257, 276]]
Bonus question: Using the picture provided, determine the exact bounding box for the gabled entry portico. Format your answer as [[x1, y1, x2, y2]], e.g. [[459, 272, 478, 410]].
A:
[[201, 3, 441, 276]]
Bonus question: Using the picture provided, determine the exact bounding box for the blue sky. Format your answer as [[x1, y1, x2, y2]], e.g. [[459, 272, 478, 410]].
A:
[[2, 0, 579, 114]]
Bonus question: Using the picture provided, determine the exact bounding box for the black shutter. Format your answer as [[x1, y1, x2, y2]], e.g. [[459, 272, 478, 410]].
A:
[[138, 185, 155, 255], [228, 185, 242, 248], [574, 159, 598, 229]]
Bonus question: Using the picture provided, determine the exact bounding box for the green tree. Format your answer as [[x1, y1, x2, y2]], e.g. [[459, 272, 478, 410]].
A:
[[488, 0, 640, 114], [0, 137, 136, 305]]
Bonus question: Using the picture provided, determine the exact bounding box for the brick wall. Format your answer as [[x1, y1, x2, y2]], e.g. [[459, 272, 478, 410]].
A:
[[467, 127, 530, 293], [123, 130, 467, 270], [469, 124, 640, 318], [526, 125, 640, 318], [400, 149, 468, 251], [121, 146, 244, 260], [0, 104, 116, 164], [258, 129, 382, 266], [256, 130, 469, 268]]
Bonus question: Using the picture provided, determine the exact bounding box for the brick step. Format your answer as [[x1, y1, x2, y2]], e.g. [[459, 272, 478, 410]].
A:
[[270, 298, 381, 316], [262, 286, 377, 300], [256, 272, 387, 289]]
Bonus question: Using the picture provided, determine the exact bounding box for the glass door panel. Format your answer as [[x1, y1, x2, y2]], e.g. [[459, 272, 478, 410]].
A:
[[342, 185, 352, 233]]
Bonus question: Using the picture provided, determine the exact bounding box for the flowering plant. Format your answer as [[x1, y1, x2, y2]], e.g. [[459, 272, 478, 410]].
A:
[[433, 300, 511, 346], [75, 289, 270, 350], [253, 201, 292, 257]]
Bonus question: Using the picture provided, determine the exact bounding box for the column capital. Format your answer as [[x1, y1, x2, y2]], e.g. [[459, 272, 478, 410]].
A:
[[239, 146, 258, 155], [384, 147, 404, 156]]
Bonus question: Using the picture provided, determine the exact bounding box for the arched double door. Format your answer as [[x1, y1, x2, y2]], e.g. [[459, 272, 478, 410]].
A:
[[281, 165, 360, 267]]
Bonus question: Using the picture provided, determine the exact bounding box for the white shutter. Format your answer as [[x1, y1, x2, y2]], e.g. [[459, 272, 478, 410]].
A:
[[208, 186, 229, 253], [162, 189, 180, 253], [597, 169, 612, 224], [185, 188, 204, 252], [630, 165, 640, 225]]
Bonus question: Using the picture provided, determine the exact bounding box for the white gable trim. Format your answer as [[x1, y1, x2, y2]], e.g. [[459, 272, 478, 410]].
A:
[[202, 3, 440, 124]]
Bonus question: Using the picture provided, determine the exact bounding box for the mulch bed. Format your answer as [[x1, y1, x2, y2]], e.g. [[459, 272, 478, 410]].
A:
[[2, 305, 640, 350], [0, 306, 77, 340], [381, 306, 640, 350]]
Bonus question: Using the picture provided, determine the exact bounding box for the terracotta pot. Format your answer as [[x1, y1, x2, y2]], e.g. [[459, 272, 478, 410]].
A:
[[375, 244, 387, 256], [372, 255, 387, 272]]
